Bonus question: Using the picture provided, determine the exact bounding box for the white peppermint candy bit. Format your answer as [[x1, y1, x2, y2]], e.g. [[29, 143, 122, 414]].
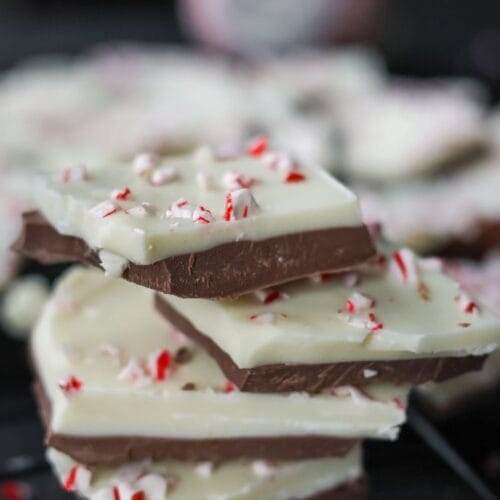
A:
[[345, 291, 374, 315], [133, 152, 159, 176], [58, 164, 87, 184], [192, 205, 215, 224], [252, 460, 277, 479], [117, 358, 151, 387], [98, 250, 129, 278], [456, 290, 479, 315], [195, 462, 214, 478], [150, 165, 178, 186], [88, 200, 119, 218], [224, 188, 259, 221], [254, 288, 285, 305], [262, 151, 294, 172], [222, 171, 256, 191], [196, 171, 215, 192], [136, 473, 168, 500], [127, 202, 157, 218], [117, 459, 152, 483], [363, 368, 378, 379], [167, 198, 192, 219], [74, 465, 92, 492], [390, 249, 419, 285]]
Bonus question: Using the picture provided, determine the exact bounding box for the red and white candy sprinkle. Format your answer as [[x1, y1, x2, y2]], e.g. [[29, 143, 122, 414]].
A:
[[390, 249, 419, 284], [147, 349, 172, 382], [222, 171, 257, 191], [88, 200, 119, 219], [150, 165, 178, 186], [344, 292, 374, 315], [58, 164, 87, 184], [63, 464, 91, 492], [247, 136, 268, 157], [192, 205, 215, 224], [166, 198, 192, 219], [133, 153, 159, 176], [135, 473, 168, 500], [283, 169, 306, 183], [254, 288, 285, 305], [338, 293, 383, 334], [224, 381, 236, 393], [309, 272, 336, 284], [224, 188, 259, 221], [111, 187, 132, 201], [456, 291, 479, 315], [58, 376, 83, 396]]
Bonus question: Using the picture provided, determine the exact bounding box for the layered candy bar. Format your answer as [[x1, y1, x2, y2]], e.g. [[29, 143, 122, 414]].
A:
[[155, 248, 500, 393], [32, 268, 407, 467], [47, 446, 367, 500], [16, 145, 375, 298]]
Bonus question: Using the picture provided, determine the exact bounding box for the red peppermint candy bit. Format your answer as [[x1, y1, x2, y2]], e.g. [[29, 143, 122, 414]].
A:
[[247, 136, 268, 157], [89, 200, 118, 218], [63, 465, 79, 491], [131, 491, 145, 500], [224, 381, 236, 393], [192, 205, 215, 224], [113, 187, 132, 201], [155, 350, 172, 381], [113, 486, 121, 500], [255, 288, 282, 305], [284, 170, 306, 183], [223, 192, 234, 221], [368, 313, 383, 333], [59, 376, 83, 395], [346, 300, 355, 314], [393, 397, 405, 410], [465, 301, 478, 314], [392, 251, 407, 281]]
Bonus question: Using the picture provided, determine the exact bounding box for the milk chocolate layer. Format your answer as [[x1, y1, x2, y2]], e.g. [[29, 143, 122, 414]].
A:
[[13, 211, 375, 299], [155, 294, 487, 393], [33, 381, 358, 466]]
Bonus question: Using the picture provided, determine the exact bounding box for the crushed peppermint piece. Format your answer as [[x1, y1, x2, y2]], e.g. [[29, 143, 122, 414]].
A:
[[111, 187, 132, 201], [59, 376, 83, 396], [224, 381, 236, 393], [135, 474, 167, 500], [345, 292, 374, 314], [456, 291, 479, 315], [390, 249, 418, 284], [247, 136, 268, 157], [117, 358, 151, 387], [224, 188, 259, 221], [98, 250, 129, 278], [192, 205, 215, 224], [262, 151, 294, 172], [133, 153, 158, 176], [363, 368, 378, 379], [196, 171, 215, 191], [284, 170, 306, 183], [58, 164, 87, 184], [63, 465, 91, 492], [167, 198, 192, 219], [252, 460, 277, 479], [148, 349, 172, 382], [222, 171, 257, 191], [195, 462, 214, 478], [150, 165, 178, 186], [127, 202, 157, 217], [309, 272, 335, 284], [254, 288, 284, 305], [89, 200, 119, 218], [338, 296, 383, 334]]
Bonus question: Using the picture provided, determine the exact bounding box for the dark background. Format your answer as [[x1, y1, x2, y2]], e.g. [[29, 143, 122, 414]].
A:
[[1, 1, 500, 499]]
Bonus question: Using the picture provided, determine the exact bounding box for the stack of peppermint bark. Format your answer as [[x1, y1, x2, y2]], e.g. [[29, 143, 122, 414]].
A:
[[17, 141, 500, 500]]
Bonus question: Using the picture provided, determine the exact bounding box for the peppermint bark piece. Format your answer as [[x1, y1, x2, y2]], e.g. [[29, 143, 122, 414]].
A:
[[19, 147, 375, 298], [48, 446, 367, 500], [155, 249, 500, 393], [32, 268, 406, 465]]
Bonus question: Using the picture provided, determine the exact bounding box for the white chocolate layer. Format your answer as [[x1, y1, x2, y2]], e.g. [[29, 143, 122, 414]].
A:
[[48, 445, 362, 500], [34, 152, 362, 264], [163, 250, 500, 368], [33, 268, 406, 441]]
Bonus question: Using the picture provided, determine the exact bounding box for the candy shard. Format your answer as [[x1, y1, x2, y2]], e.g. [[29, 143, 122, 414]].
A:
[[224, 188, 259, 221], [222, 171, 257, 191], [247, 136, 268, 157], [150, 166, 178, 186], [88, 200, 119, 219], [252, 460, 277, 478], [58, 376, 83, 396], [166, 198, 192, 219], [133, 153, 159, 176], [192, 205, 215, 224]]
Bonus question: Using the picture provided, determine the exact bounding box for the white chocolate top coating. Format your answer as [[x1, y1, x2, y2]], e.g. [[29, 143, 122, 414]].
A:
[[164, 249, 500, 368], [48, 445, 362, 500], [34, 151, 362, 264], [33, 268, 406, 441]]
